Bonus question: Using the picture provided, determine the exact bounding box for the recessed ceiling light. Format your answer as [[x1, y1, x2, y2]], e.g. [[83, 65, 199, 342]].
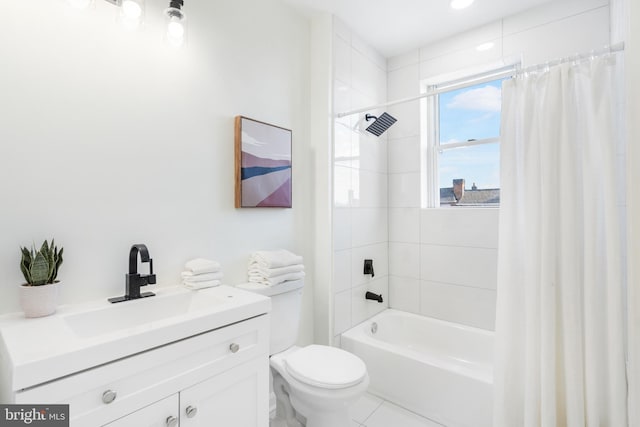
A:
[[476, 42, 495, 51], [450, 0, 474, 10]]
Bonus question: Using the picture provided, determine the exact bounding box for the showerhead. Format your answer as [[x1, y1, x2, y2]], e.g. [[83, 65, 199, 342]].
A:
[[365, 112, 397, 137]]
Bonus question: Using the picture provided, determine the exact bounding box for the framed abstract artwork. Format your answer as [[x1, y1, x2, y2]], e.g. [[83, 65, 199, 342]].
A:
[[235, 116, 292, 208]]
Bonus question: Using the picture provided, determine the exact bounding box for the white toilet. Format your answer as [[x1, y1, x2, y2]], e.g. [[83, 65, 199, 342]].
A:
[[238, 279, 369, 427]]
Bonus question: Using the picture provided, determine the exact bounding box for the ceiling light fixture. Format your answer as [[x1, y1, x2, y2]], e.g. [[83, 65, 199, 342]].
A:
[[120, 0, 145, 30], [476, 42, 495, 51], [164, 0, 186, 47], [450, 0, 474, 10]]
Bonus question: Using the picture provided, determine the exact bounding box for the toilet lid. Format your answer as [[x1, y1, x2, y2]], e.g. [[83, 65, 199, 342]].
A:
[[284, 345, 367, 389]]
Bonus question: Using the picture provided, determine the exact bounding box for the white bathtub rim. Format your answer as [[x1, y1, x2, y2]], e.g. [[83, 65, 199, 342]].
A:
[[342, 309, 493, 384]]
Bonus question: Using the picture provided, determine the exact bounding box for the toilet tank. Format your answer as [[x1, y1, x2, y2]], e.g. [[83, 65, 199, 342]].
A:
[[237, 279, 304, 355]]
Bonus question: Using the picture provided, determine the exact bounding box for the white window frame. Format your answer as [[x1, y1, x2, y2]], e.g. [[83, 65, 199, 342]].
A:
[[420, 63, 518, 208]]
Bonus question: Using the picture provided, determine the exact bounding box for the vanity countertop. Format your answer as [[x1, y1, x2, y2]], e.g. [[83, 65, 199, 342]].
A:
[[0, 285, 270, 392]]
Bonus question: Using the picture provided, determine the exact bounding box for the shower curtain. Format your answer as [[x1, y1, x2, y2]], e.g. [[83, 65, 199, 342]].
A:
[[493, 55, 628, 426]]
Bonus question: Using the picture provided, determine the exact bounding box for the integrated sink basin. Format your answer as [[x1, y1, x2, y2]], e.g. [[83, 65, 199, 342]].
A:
[[0, 285, 271, 392], [64, 289, 226, 338]]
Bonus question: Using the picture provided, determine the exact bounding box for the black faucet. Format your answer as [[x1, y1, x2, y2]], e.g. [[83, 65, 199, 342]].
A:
[[108, 244, 157, 303], [365, 291, 383, 303]]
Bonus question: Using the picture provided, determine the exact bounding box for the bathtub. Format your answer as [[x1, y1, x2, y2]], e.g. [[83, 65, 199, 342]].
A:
[[341, 309, 493, 427]]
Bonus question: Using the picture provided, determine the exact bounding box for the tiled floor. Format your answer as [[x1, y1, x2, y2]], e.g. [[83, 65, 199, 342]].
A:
[[350, 392, 444, 427], [270, 392, 444, 427]]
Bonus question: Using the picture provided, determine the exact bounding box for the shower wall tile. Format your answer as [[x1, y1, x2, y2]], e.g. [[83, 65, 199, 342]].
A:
[[334, 289, 353, 335], [351, 242, 389, 287], [334, 249, 352, 293], [332, 16, 351, 44], [388, 63, 420, 99], [351, 276, 389, 326], [334, 36, 352, 86], [334, 119, 352, 167], [352, 49, 387, 104], [419, 281, 496, 331], [334, 165, 353, 207], [351, 33, 387, 71], [419, 22, 502, 63], [388, 49, 419, 72], [333, 208, 352, 251], [502, 0, 608, 37], [353, 169, 387, 208], [332, 18, 389, 338], [351, 208, 388, 247], [356, 137, 388, 174], [387, 100, 420, 140], [420, 244, 498, 290], [382, 0, 612, 333], [419, 42, 503, 81], [388, 172, 420, 208], [388, 136, 420, 174], [389, 207, 420, 243], [420, 208, 499, 249], [389, 242, 420, 279], [389, 276, 421, 314], [502, 6, 610, 68]]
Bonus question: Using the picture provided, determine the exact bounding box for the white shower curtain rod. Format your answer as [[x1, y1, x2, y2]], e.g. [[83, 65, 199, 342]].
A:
[[335, 42, 625, 118]]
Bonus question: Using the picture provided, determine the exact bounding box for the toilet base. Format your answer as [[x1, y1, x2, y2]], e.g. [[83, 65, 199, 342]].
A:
[[270, 360, 369, 427]]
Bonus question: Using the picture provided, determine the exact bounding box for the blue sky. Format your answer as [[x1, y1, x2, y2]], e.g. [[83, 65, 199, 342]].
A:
[[438, 79, 503, 189]]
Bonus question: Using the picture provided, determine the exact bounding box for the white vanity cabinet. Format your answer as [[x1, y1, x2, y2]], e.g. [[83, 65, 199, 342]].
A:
[[104, 394, 179, 427], [103, 356, 267, 427], [9, 313, 270, 427]]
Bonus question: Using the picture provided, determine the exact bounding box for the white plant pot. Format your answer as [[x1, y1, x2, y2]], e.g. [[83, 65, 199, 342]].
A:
[[19, 281, 59, 318]]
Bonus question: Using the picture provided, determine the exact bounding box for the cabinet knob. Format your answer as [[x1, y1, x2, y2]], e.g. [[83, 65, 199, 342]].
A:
[[186, 405, 198, 418], [102, 390, 117, 404], [229, 342, 240, 353], [166, 416, 178, 427]]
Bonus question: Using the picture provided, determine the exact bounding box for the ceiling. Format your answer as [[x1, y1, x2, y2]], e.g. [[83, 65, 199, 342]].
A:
[[281, 0, 554, 58]]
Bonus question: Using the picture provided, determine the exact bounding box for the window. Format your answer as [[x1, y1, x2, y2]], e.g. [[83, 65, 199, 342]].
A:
[[424, 66, 514, 207]]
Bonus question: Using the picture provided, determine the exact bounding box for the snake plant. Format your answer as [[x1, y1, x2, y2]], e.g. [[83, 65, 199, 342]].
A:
[[20, 239, 64, 286]]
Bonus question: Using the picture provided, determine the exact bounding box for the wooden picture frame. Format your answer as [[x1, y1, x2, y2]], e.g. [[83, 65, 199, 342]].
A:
[[235, 116, 292, 208]]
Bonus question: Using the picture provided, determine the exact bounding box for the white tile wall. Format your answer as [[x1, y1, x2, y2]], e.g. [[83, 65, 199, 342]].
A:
[[332, 16, 389, 342], [333, 208, 352, 252], [389, 276, 421, 314], [501, 0, 608, 36], [389, 242, 420, 279], [334, 289, 353, 335], [388, 173, 420, 208], [388, 136, 421, 174], [351, 243, 389, 287], [420, 208, 499, 248], [352, 276, 389, 325], [420, 245, 498, 290], [384, 0, 611, 331], [420, 281, 497, 330], [502, 6, 610, 67], [389, 207, 420, 243], [334, 249, 352, 293]]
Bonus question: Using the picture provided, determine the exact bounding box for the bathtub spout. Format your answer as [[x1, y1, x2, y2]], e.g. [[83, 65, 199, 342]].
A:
[[365, 291, 383, 303]]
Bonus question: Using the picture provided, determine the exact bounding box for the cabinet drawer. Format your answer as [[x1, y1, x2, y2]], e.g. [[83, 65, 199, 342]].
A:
[[15, 314, 269, 427]]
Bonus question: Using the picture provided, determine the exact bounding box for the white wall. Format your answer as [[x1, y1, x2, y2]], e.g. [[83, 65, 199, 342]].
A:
[[0, 0, 314, 344], [332, 17, 389, 343], [386, 0, 611, 330]]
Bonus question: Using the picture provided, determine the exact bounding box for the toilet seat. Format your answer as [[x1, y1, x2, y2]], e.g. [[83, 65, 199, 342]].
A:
[[284, 345, 367, 389]]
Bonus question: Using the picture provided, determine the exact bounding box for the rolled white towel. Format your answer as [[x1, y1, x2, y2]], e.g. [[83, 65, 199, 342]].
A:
[[181, 271, 224, 282], [183, 279, 222, 290], [249, 250, 303, 269], [248, 270, 305, 287], [185, 258, 221, 275], [247, 263, 304, 278]]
